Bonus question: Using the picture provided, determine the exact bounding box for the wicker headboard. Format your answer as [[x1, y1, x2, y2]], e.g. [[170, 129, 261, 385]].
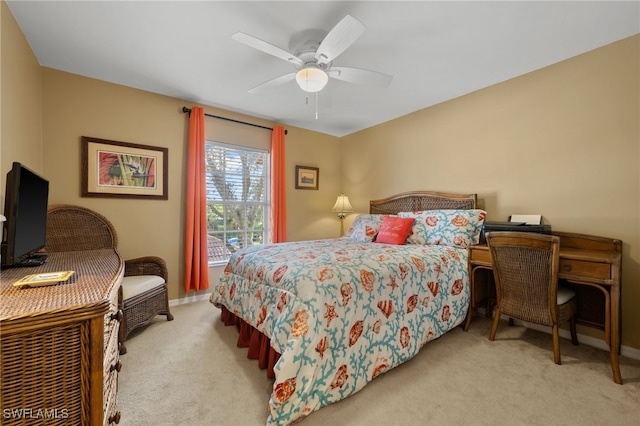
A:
[[370, 191, 477, 214]]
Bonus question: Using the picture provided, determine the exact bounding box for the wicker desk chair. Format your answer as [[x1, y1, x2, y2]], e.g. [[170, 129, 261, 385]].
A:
[[486, 231, 578, 365], [45, 205, 173, 355]]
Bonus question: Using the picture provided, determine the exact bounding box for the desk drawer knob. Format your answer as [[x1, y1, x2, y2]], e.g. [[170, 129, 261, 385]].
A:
[[562, 264, 573, 272], [110, 360, 122, 373]]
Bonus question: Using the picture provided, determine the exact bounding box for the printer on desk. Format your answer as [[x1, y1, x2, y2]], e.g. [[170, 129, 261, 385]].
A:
[[480, 214, 551, 244]]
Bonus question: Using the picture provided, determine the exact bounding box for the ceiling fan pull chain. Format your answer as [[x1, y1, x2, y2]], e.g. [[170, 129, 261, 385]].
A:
[[315, 92, 319, 120]]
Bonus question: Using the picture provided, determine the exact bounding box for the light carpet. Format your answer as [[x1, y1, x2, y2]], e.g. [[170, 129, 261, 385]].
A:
[[117, 300, 640, 426]]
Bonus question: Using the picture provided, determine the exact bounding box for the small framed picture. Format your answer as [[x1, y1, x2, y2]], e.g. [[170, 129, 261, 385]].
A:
[[81, 136, 168, 199], [295, 165, 319, 190]]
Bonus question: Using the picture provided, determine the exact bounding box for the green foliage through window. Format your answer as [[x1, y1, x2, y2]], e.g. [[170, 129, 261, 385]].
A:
[[205, 141, 269, 262]]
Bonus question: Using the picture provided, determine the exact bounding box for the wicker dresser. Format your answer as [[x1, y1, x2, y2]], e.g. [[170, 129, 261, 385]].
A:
[[0, 249, 123, 425]]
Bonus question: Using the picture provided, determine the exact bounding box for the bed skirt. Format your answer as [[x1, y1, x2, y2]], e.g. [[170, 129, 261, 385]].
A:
[[219, 305, 280, 379]]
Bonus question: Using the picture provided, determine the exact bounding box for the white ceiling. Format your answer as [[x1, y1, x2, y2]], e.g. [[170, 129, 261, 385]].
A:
[[7, 1, 640, 137]]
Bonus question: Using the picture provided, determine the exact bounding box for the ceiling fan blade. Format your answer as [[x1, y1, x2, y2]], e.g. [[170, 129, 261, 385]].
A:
[[232, 32, 303, 67], [315, 15, 366, 65], [248, 73, 296, 94], [327, 67, 393, 88]]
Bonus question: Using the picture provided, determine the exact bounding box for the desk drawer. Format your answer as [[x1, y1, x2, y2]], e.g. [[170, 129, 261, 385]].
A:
[[559, 259, 610, 280], [470, 247, 491, 265]]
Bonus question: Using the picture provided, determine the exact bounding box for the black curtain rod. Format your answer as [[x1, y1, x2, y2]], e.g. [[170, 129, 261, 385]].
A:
[[182, 107, 287, 134]]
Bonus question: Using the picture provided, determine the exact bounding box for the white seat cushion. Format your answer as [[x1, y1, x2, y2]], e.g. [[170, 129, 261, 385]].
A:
[[122, 275, 165, 300], [557, 286, 576, 305]]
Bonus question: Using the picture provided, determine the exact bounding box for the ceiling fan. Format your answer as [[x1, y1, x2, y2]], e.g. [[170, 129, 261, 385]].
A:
[[233, 15, 393, 94]]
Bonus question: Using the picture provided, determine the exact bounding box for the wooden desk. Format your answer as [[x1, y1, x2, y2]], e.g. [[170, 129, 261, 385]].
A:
[[464, 231, 623, 384]]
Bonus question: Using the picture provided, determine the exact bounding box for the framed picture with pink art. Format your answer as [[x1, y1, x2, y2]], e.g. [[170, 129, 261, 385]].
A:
[[295, 165, 319, 190], [81, 136, 168, 199]]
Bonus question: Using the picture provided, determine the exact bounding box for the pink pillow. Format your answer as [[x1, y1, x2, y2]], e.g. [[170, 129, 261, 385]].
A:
[[375, 216, 415, 245]]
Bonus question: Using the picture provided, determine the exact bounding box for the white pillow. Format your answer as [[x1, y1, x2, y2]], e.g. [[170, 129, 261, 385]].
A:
[[398, 209, 487, 248], [344, 214, 389, 242]]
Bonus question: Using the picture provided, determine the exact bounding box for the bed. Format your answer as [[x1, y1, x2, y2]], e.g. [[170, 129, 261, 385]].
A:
[[210, 191, 485, 425]]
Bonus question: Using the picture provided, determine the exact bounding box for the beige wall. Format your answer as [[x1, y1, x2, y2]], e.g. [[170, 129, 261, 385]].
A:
[[1, 1, 42, 179], [40, 69, 341, 301], [341, 35, 640, 349], [2, 1, 639, 350], [2, 3, 342, 302]]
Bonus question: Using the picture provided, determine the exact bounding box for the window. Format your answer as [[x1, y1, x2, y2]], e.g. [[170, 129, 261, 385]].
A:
[[205, 141, 270, 264]]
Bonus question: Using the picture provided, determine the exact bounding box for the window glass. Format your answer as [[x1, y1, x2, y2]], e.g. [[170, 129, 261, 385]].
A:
[[205, 141, 269, 263]]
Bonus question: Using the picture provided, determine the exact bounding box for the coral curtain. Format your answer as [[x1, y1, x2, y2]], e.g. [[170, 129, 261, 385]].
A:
[[184, 106, 209, 292], [270, 126, 287, 243]]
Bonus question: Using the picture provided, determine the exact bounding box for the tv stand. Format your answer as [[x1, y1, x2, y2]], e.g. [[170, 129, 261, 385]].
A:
[[1, 252, 49, 268], [13, 253, 49, 267]]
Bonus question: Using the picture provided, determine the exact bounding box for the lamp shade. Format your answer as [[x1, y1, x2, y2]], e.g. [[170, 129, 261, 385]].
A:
[[296, 66, 329, 93], [332, 194, 354, 213]]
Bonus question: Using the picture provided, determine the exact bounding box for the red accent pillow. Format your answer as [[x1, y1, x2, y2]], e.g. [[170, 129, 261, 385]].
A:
[[375, 216, 415, 245]]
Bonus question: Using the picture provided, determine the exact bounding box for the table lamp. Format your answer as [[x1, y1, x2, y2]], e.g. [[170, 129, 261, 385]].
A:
[[332, 193, 354, 235]]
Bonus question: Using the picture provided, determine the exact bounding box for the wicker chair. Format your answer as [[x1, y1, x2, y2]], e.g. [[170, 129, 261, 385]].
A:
[[119, 256, 173, 354], [45, 204, 173, 355], [46, 204, 118, 251], [486, 231, 578, 365]]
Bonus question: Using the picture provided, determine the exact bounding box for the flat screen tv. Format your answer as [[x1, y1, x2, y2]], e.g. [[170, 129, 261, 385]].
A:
[[1, 162, 50, 268]]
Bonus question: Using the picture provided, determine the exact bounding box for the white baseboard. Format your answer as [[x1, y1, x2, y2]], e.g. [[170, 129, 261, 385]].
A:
[[170, 298, 640, 361], [512, 320, 640, 361], [487, 310, 640, 361], [169, 292, 212, 307]]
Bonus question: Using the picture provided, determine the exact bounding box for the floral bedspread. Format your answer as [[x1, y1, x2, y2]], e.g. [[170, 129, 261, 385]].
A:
[[210, 238, 470, 425]]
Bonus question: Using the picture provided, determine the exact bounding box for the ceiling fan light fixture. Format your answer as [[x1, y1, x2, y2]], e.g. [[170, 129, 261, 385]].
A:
[[296, 67, 328, 92]]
